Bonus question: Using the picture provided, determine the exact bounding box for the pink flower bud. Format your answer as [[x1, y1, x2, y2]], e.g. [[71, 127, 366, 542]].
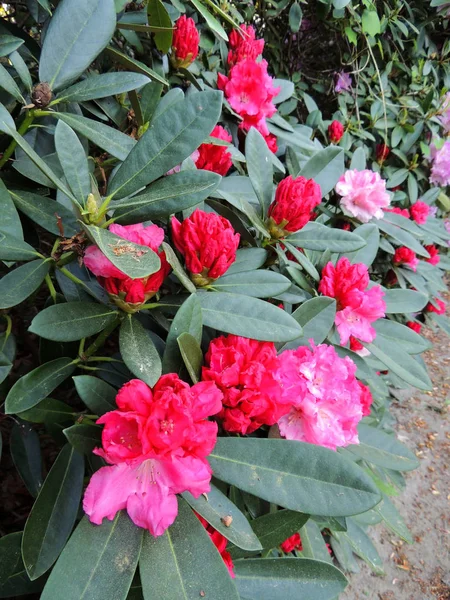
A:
[[410, 200, 430, 225], [328, 120, 344, 144], [171, 15, 199, 69]]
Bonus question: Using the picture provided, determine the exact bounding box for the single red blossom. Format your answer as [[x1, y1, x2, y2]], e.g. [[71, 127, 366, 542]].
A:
[[227, 24, 264, 67], [376, 143, 390, 162], [264, 132, 278, 153], [426, 298, 446, 314], [358, 381, 373, 417], [171, 209, 240, 286], [328, 120, 344, 144], [171, 15, 199, 69], [385, 206, 411, 218], [195, 125, 233, 176], [195, 514, 235, 577], [393, 247, 418, 271], [280, 533, 303, 553], [410, 201, 430, 225], [406, 321, 422, 334], [267, 175, 321, 238], [424, 244, 440, 266]]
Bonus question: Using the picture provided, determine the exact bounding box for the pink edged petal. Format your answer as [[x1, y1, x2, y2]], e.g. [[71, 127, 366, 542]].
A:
[[84, 245, 126, 279], [116, 379, 154, 415], [162, 454, 212, 498], [190, 381, 223, 419], [127, 481, 178, 537]]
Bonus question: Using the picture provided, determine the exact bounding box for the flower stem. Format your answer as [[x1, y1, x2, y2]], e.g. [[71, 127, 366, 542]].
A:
[[83, 317, 121, 359], [45, 274, 58, 303]]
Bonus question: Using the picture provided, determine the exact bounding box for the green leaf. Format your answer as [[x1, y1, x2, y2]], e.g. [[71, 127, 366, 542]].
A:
[[213, 270, 291, 298], [162, 294, 202, 374], [0, 230, 39, 261], [376, 219, 429, 257], [288, 2, 302, 32], [9, 50, 33, 92], [177, 332, 202, 383], [30, 302, 118, 342], [139, 498, 239, 600], [375, 494, 412, 543], [346, 424, 419, 471], [39, 0, 116, 91], [140, 81, 164, 124], [22, 445, 84, 580], [198, 292, 302, 342], [147, 0, 173, 53], [104, 46, 168, 87], [10, 189, 79, 237], [246, 127, 273, 216], [0, 179, 22, 238], [0, 102, 16, 134], [383, 288, 428, 313], [5, 357, 76, 414], [0, 63, 24, 103], [63, 423, 101, 454], [362, 9, 381, 36], [299, 147, 344, 196], [40, 513, 142, 600], [182, 484, 262, 551], [209, 438, 381, 517], [344, 223, 379, 266], [162, 242, 196, 293], [234, 558, 347, 600], [0, 533, 44, 598], [85, 225, 161, 279], [0, 34, 24, 57], [281, 297, 336, 350], [0, 259, 50, 310], [56, 72, 150, 103], [342, 519, 384, 574], [18, 398, 74, 424], [10, 423, 43, 497], [74, 376, 117, 415], [109, 90, 223, 199], [54, 121, 90, 204], [373, 319, 430, 354], [53, 112, 136, 161], [190, 0, 228, 41], [120, 315, 162, 387], [112, 170, 220, 224], [226, 248, 268, 275], [289, 223, 366, 252], [300, 520, 333, 563]]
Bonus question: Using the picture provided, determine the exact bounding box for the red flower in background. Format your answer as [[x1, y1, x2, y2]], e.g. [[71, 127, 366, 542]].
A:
[[228, 24, 264, 67], [267, 175, 321, 237], [171, 209, 240, 286], [410, 201, 430, 225], [196, 514, 235, 577], [195, 125, 233, 176], [393, 247, 418, 271], [376, 143, 390, 162], [328, 120, 344, 144], [426, 298, 446, 314], [407, 321, 422, 334], [358, 381, 373, 416], [281, 533, 303, 553], [424, 244, 440, 265], [171, 16, 199, 69], [385, 206, 411, 218]]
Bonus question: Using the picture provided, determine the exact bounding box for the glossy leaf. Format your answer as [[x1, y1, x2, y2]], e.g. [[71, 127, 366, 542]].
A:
[[22, 445, 84, 580], [0, 102, 16, 133], [0, 63, 24, 102], [18, 398, 74, 424], [177, 332, 202, 383], [0, 260, 50, 309], [10, 423, 43, 497], [0, 34, 24, 57], [0, 533, 44, 598], [0, 179, 22, 238], [73, 376, 117, 415], [213, 270, 291, 298], [54, 120, 90, 204], [0, 230, 40, 261], [105, 46, 168, 87], [120, 315, 162, 387], [162, 294, 203, 374], [147, 0, 173, 54], [10, 189, 79, 237], [63, 423, 102, 455], [56, 72, 150, 103]]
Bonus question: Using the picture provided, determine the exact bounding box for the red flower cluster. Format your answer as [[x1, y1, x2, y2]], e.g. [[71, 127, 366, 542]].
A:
[[196, 514, 235, 577], [376, 143, 390, 162], [227, 24, 264, 67], [172, 209, 240, 286], [195, 125, 233, 176], [424, 244, 440, 265], [280, 533, 303, 553], [202, 335, 292, 434], [393, 247, 418, 271], [267, 175, 321, 238], [328, 120, 344, 144], [171, 15, 199, 69], [410, 201, 430, 225], [407, 321, 422, 333], [426, 298, 446, 314], [385, 206, 411, 218]]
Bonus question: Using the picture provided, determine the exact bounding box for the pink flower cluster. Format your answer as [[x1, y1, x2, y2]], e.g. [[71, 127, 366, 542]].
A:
[[195, 125, 233, 176], [410, 201, 430, 225], [318, 257, 386, 345], [393, 247, 418, 271], [424, 244, 440, 265], [430, 141, 450, 187], [227, 24, 264, 67], [336, 169, 391, 223], [83, 375, 223, 537]]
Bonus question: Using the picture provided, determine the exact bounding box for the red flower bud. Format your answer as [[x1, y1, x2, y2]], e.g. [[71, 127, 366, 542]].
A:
[[195, 125, 233, 176], [393, 246, 418, 271], [426, 298, 446, 314], [171, 209, 240, 285], [267, 175, 321, 238], [406, 321, 422, 334], [328, 120, 344, 144], [424, 244, 440, 265], [376, 143, 390, 162], [227, 24, 264, 67], [281, 533, 303, 553], [171, 15, 199, 69]]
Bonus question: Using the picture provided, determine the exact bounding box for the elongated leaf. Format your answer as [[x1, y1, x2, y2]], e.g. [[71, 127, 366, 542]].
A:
[[162, 294, 202, 374], [22, 445, 84, 580], [282, 297, 336, 350], [342, 519, 384, 574], [0, 260, 50, 309], [374, 319, 430, 354], [9, 50, 32, 92], [54, 121, 90, 204], [375, 219, 429, 257], [0, 533, 44, 598], [300, 520, 333, 563], [209, 438, 381, 517], [0, 63, 24, 102], [213, 270, 291, 298], [112, 170, 220, 224], [190, 0, 228, 40], [162, 242, 196, 293], [198, 292, 302, 342], [0, 231, 39, 261], [375, 494, 412, 543], [0, 102, 16, 133], [139, 498, 239, 600], [299, 147, 344, 196], [177, 332, 202, 383], [344, 223, 379, 266], [147, 0, 173, 53], [40, 513, 142, 600], [346, 424, 419, 471], [73, 376, 117, 415], [0, 179, 22, 238], [18, 398, 74, 424], [246, 127, 273, 216], [0, 34, 24, 57], [234, 558, 347, 600], [109, 90, 223, 199], [182, 484, 262, 551], [53, 112, 136, 161], [30, 302, 118, 342], [383, 288, 428, 313], [5, 357, 76, 414], [56, 72, 150, 103], [120, 315, 162, 387], [63, 424, 101, 455], [39, 0, 116, 91], [225, 248, 268, 275], [105, 47, 168, 86], [10, 189, 79, 237], [10, 423, 43, 497], [85, 225, 161, 279], [289, 223, 366, 252]]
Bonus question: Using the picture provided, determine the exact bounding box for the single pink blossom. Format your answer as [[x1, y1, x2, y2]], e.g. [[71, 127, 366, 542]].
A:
[[430, 141, 450, 187], [336, 169, 391, 223]]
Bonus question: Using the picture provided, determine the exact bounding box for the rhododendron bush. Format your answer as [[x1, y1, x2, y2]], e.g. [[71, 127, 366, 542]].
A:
[[0, 0, 448, 598]]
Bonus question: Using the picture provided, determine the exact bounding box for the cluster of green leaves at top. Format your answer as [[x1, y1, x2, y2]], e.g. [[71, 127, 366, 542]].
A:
[[0, 0, 447, 599]]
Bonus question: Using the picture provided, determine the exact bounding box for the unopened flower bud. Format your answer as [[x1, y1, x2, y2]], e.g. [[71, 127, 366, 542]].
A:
[[328, 120, 344, 144], [170, 16, 200, 69], [32, 82, 52, 108]]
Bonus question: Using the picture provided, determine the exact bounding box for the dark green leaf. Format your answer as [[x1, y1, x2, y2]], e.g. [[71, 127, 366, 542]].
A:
[[0, 259, 50, 309], [74, 376, 117, 415], [0, 179, 22, 238], [0, 35, 24, 57], [0, 63, 24, 102], [299, 520, 333, 563], [10, 189, 79, 237], [0, 230, 39, 261], [63, 423, 102, 454], [120, 315, 162, 387], [177, 332, 202, 383], [0, 102, 16, 133], [162, 242, 196, 293], [10, 423, 43, 497], [0, 533, 44, 598], [162, 294, 202, 374], [105, 46, 168, 87], [18, 398, 74, 424], [147, 0, 173, 53], [225, 248, 268, 275], [56, 72, 150, 103], [54, 120, 90, 204]]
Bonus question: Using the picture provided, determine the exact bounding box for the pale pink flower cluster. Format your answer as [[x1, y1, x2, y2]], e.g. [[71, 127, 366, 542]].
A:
[[336, 169, 391, 223], [274, 343, 365, 450], [430, 141, 450, 187]]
